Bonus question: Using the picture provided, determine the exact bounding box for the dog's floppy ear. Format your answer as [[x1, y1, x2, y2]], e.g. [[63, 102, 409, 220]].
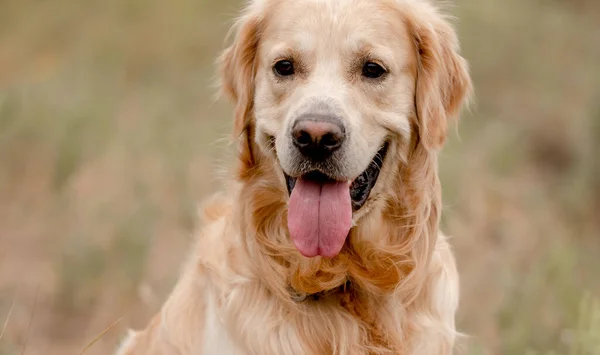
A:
[[407, 4, 472, 151], [219, 1, 266, 172]]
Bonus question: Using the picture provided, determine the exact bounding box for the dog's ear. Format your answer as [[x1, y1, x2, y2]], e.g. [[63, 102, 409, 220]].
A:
[[219, 2, 265, 172], [407, 5, 472, 151]]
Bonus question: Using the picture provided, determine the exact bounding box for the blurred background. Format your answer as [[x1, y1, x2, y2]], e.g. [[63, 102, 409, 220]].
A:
[[0, 0, 599, 354]]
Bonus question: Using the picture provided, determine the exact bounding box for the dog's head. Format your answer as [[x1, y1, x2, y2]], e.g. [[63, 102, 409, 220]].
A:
[[220, 0, 471, 261]]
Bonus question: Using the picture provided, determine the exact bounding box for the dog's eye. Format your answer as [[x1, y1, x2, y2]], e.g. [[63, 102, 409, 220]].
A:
[[362, 62, 386, 79], [273, 60, 295, 76]]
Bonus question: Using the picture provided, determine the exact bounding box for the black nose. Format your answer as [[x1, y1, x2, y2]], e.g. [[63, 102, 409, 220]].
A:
[[292, 117, 345, 160]]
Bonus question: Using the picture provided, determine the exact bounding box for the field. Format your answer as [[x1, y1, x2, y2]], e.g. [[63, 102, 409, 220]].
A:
[[0, 0, 599, 354]]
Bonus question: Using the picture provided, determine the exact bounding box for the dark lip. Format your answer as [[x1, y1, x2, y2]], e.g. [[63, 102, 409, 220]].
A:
[[284, 142, 389, 211]]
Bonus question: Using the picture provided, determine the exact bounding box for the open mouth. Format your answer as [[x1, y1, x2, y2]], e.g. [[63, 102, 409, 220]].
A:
[[285, 142, 389, 211], [284, 142, 389, 258]]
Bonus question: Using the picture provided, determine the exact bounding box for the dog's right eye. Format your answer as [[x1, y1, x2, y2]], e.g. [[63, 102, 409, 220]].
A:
[[273, 60, 295, 76], [362, 61, 387, 79]]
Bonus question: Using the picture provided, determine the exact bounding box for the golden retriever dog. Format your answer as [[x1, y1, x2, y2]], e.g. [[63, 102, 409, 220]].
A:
[[117, 0, 471, 353]]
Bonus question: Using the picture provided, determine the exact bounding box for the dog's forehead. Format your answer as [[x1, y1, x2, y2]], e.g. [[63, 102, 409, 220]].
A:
[[258, 0, 415, 72], [263, 0, 410, 48]]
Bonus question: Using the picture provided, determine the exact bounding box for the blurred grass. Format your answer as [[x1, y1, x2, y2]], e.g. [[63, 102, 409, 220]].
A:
[[0, 0, 599, 354]]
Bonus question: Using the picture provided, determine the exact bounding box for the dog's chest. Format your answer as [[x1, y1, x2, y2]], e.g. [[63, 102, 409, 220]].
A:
[[203, 291, 245, 355], [206, 285, 401, 355]]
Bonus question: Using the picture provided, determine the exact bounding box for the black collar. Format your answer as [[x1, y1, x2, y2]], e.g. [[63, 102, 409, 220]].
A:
[[288, 280, 352, 302]]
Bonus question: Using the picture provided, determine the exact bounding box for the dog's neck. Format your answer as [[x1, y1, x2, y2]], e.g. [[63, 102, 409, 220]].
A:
[[285, 195, 384, 302], [288, 279, 352, 302]]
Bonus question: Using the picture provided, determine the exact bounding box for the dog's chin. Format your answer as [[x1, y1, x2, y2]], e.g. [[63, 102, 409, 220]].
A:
[[284, 142, 389, 211]]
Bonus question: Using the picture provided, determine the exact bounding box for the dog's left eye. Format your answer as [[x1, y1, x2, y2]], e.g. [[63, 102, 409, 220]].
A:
[[362, 62, 387, 79], [273, 60, 295, 76]]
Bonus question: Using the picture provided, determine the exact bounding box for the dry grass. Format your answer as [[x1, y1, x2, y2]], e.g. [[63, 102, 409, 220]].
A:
[[0, 0, 598, 354], [79, 317, 123, 355]]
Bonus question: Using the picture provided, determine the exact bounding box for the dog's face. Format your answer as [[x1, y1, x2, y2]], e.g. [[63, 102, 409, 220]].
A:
[[254, 0, 415, 181], [221, 0, 471, 259]]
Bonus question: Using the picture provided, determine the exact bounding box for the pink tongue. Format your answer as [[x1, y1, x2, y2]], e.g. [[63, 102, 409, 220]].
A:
[[287, 177, 352, 258]]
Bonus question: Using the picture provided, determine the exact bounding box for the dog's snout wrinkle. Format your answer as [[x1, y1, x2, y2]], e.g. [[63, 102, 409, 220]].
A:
[[292, 115, 345, 161]]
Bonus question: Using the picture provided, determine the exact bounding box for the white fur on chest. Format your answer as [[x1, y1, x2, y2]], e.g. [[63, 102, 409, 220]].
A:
[[203, 290, 244, 355]]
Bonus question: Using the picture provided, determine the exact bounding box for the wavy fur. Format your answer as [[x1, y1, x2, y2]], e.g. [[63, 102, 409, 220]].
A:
[[117, 0, 471, 354]]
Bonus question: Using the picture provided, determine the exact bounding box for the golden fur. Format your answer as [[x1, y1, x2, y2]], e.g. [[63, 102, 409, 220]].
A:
[[116, 0, 472, 354]]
